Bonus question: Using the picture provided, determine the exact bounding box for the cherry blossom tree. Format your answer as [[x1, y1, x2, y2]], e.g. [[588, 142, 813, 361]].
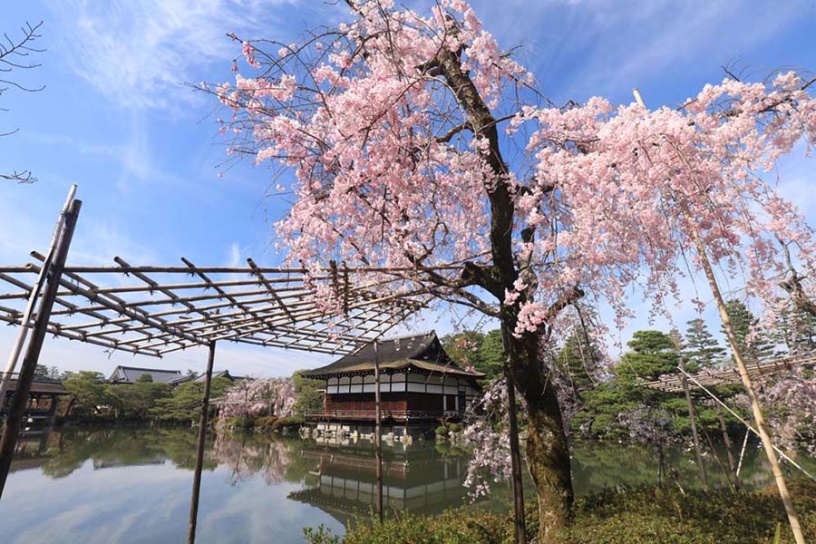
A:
[[217, 377, 296, 424], [210, 1, 816, 539]]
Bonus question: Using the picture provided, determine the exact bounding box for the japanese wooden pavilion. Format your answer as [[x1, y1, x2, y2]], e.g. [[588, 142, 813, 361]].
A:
[[301, 332, 483, 437]]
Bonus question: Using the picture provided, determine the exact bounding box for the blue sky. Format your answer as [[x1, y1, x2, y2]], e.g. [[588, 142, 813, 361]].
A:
[[1, 0, 815, 377]]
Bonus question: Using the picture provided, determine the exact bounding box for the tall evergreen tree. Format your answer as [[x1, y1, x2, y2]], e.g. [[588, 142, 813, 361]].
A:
[[683, 318, 726, 372], [554, 329, 601, 395], [616, 330, 681, 382], [722, 299, 774, 363], [772, 304, 816, 356]]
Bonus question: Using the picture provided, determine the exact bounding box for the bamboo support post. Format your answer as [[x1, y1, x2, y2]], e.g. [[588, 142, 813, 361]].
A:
[[373, 341, 383, 523], [187, 341, 216, 544], [0, 198, 81, 500], [633, 87, 805, 543], [0, 185, 76, 405], [689, 219, 805, 544], [680, 359, 708, 489], [715, 404, 739, 490]]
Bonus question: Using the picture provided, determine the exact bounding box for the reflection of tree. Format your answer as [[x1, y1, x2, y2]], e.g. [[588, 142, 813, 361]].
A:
[[212, 433, 306, 485], [38, 427, 214, 478]]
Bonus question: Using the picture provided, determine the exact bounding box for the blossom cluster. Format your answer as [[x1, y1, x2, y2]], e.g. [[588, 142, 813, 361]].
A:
[[212, 0, 816, 345], [217, 377, 297, 422]]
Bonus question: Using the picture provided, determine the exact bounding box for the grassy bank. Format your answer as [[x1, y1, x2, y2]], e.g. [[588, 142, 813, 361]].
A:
[[305, 479, 816, 544]]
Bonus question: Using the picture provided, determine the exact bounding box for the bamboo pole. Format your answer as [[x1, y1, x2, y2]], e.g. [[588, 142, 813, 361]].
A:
[[633, 88, 804, 542], [687, 218, 805, 544], [0, 198, 81, 499], [373, 341, 384, 523], [187, 341, 216, 544], [0, 185, 76, 406], [680, 359, 708, 489], [679, 368, 816, 482], [715, 404, 739, 490]]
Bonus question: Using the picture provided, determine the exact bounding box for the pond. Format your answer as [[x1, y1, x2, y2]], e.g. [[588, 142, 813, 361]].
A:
[[1, 426, 811, 543]]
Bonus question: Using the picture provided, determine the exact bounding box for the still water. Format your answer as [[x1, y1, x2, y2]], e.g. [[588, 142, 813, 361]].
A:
[[0, 426, 808, 543]]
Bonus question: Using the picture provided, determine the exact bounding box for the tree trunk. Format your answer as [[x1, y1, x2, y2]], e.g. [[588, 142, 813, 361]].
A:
[[510, 331, 574, 540]]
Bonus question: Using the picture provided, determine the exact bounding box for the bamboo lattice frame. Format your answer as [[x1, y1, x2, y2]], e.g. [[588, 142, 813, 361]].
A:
[[0, 252, 449, 357], [643, 353, 816, 393]]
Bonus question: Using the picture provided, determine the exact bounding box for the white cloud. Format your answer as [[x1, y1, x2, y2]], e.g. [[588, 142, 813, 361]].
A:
[[47, 0, 301, 111]]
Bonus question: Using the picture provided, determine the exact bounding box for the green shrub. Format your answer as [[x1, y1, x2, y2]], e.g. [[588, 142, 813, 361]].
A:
[[253, 415, 278, 430], [271, 416, 299, 431], [322, 479, 816, 544], [447, 423, 461, 433], [434, 426, 448, 437]]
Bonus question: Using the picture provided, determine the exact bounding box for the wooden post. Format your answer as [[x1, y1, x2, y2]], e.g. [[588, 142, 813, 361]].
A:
[[0, 198, 81, 500], [0, 185, 77, 408], [715, 404, 739, 490], [680, 359, 708, 489], [187, 341, 216, 544], [373, 341, 383, 523], [501, 324, 527, 544]]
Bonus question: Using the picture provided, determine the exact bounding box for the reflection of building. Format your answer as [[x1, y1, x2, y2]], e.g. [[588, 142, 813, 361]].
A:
[[302, 332, 483, 437], [92, 455, 167, 470], [289, 441, 469, 525], [9, 428, 57, 472]]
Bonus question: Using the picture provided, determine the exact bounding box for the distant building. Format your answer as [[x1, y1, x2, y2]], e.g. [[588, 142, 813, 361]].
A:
[[108, 365, 183, 385], [193, 370, 243, 383], [301, 332, 484, 437], [0, 374, 70, 424]]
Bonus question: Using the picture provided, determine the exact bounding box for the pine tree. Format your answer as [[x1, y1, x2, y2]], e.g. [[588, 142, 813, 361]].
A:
[[722, 299, 774, 363], [554, 329, 601, 394], [683, 318, 726, 372]]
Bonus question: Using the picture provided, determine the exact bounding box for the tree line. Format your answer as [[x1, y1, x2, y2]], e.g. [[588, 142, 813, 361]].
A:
[[38, 369, 322, 428], [444, 298, 816, 443]]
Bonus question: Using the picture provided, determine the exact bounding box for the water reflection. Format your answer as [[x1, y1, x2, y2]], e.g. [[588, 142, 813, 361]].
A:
[[288, 440, 471, 525], [4, 427, 815, 544]]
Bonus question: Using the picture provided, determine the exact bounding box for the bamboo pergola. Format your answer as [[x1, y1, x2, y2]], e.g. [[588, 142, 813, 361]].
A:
[[0, 253, 435, 358], [0, 190, 464, 544], [642, 353, 816, 393]]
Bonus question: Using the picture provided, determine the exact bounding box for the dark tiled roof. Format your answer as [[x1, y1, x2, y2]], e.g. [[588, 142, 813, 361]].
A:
[[109, 365, 182, 384], [4, 375, 69, 395], [302, 332, 484, 379], [193, 370, 243, 383]]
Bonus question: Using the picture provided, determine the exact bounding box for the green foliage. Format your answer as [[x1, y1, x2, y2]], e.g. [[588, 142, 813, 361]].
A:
[[441, 329, 504, 381], [554, 329, 602, 394], [434, 426, 448, 437], [616, 330, 680, 382], [722, 299, 774, 363], [771, 302, 816, 355], [441, 330, 485, 367], [683, 318, 725, 371], [150, 377, 233, 424], [62, 371, 110, 419], [319, 508, 517, 544], [478, 329, 505, 381], [33, 364, 61, 380], [573, 330, 685, 439], [303, 526, 341, 544], [107, 381, 171, 420], [291, 371, 324, 420], [253, 415, 278, 430]]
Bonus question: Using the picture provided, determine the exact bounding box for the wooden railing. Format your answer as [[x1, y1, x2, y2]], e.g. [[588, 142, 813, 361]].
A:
[[305, 409, 463, 421]]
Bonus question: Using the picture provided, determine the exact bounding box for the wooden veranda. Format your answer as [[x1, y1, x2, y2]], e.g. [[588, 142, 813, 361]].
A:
[[0, 187, 460, 543]]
